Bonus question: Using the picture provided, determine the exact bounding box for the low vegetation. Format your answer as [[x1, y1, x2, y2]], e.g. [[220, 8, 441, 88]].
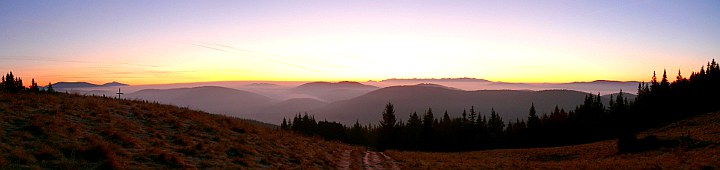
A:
[[0, 92, 352, 169], [386, 111, 720, 169]]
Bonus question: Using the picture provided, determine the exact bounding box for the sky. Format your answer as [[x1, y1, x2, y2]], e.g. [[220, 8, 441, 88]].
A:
[[1, 0, 719, 85]]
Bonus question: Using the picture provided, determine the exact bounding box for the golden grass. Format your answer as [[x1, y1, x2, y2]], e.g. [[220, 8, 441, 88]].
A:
[[387, 112, 720, 169], [6, 92, 717, 169], [0, 93, 354, 169]]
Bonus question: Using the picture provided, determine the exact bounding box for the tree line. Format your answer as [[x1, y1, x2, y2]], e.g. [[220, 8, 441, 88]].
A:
[[281, 59, 720, 152], [1, 72, 54, 93]]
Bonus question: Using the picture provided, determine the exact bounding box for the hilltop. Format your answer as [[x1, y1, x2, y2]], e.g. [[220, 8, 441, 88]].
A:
[[2, 92, 718, 169], [50, 82, 128, 89], [0, 92, 351, 169]]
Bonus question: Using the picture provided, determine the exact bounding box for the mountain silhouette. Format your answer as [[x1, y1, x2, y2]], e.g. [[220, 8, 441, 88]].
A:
[[380, 78, 491, 83], [602, 92, 637, 100], [291, 81, 379, 102], [244, 83, 280, 87], [101, 81, 129, 87], [247, 98, 330, 122], [51, 81, 128, 88], [104, 80, 633, 125], [312, 84, 598, 125], [127, 86, 275, 115]]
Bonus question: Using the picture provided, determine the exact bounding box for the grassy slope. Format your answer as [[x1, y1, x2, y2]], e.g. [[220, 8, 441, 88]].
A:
[[387, 111, 720, 169], [0, 93, 351, 169]]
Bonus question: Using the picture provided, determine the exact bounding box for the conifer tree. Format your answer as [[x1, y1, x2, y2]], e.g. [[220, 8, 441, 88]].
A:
[[380, 103, 397, 129], [0, 75, 4, 91], [408, 112, 421, 127], [488, 108, 505, 136], [469, 106, 477, 124], [442, 111, 450, 124], [527, 103, 540, 129], [378, 103, 397, 150], [660, 69, 670, 95], [47, 82, 55, 93], [676, 70, 684, 81], [422, 108, 434, 132], [30, 78, 40, 93], [651, 71, 659, 89], [281, 118, 289, 130]]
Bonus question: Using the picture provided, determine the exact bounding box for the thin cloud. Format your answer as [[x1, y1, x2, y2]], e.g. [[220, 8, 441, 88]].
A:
[[184, 42, 321, 72], [0, 56, 163, 68]]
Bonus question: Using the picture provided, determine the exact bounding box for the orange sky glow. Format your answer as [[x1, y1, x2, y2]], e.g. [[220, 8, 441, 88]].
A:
[[1, 1, 718, 85]]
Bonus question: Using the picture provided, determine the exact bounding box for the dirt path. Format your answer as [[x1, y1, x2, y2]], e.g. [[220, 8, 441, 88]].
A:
[[337, 149, 399, 170], [362, 150, 400, 170], [337, 149, 353, 169]]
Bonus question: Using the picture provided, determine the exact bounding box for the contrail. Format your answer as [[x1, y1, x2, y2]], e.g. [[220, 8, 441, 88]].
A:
[[185, 42, 320, 72]]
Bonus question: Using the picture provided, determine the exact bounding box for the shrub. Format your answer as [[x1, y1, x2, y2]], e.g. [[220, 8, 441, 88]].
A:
[[617, 132, 638, 153], [638, 135, 660, 150], [618, 134, 661, 153]]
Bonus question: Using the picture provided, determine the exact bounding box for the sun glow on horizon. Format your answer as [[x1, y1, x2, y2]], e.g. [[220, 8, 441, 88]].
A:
[[1, 1, 718, 85]]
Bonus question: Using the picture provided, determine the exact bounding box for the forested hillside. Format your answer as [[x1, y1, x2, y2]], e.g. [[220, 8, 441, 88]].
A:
[[284, 60, 720, 152]]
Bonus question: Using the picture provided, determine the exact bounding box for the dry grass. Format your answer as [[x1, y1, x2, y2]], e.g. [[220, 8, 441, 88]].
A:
[[387, 112, 720, 169], [6, 92, 717, 169], [0, 93, 354, 169]]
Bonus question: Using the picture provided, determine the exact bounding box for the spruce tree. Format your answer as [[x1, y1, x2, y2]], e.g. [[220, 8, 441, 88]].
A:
[[527, 103, 540, 129], [30, 78, 40, 93], [281, 118, 289, 130], [47, 83, 55, 93], [469, 106, 477, 124], [422, 108, 434, 131], [488, 108, 505, 137], [378, 103, 397, 150], [442, 111, 450, 124]]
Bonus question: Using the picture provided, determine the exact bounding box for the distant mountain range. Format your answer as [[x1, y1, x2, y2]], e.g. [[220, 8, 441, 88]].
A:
[[378, 78, 637, 85], [50, 81, 128, 88], [312, 85, 594, 125], [248, 83, 624, 125], [374, 78, 640, 96], [126, 86, 275, 115], [112, 80, 642, 125], [379, 78, 491, 83], [291, 81, 379, 102], [244, 83, 280, 87]]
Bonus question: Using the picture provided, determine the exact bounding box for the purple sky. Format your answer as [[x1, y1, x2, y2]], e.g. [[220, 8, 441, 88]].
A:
[[1, 0, 719, 84]]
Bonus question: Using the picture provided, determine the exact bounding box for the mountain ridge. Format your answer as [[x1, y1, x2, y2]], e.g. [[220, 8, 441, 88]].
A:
[[311, 84, 598, 125], [127, 86, 275, 115], [50, 81, 128, 88]]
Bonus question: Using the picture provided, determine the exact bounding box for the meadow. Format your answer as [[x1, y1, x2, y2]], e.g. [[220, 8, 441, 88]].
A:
[[0, 92, 353, 169], [387, 111, 720, 169]]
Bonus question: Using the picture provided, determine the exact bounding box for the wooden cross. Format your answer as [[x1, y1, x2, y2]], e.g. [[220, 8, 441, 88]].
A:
[[116, 88, 124, 98]]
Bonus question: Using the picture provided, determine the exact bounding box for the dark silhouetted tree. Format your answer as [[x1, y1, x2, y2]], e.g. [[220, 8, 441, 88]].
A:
[[404, 112, 422, 150], [421, 108, 435, 148], [46, 82, 55, 93], [280, 118, 290, 130], [30, 78, 40, 93], [3, 72, 24, 93], [468, 106, 477, 124], [527, 103, 540, 129], [378, 103, 397, 150]]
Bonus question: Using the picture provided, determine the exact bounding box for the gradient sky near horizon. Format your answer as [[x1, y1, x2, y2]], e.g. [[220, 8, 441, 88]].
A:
[[1, 1, 719, 85]]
